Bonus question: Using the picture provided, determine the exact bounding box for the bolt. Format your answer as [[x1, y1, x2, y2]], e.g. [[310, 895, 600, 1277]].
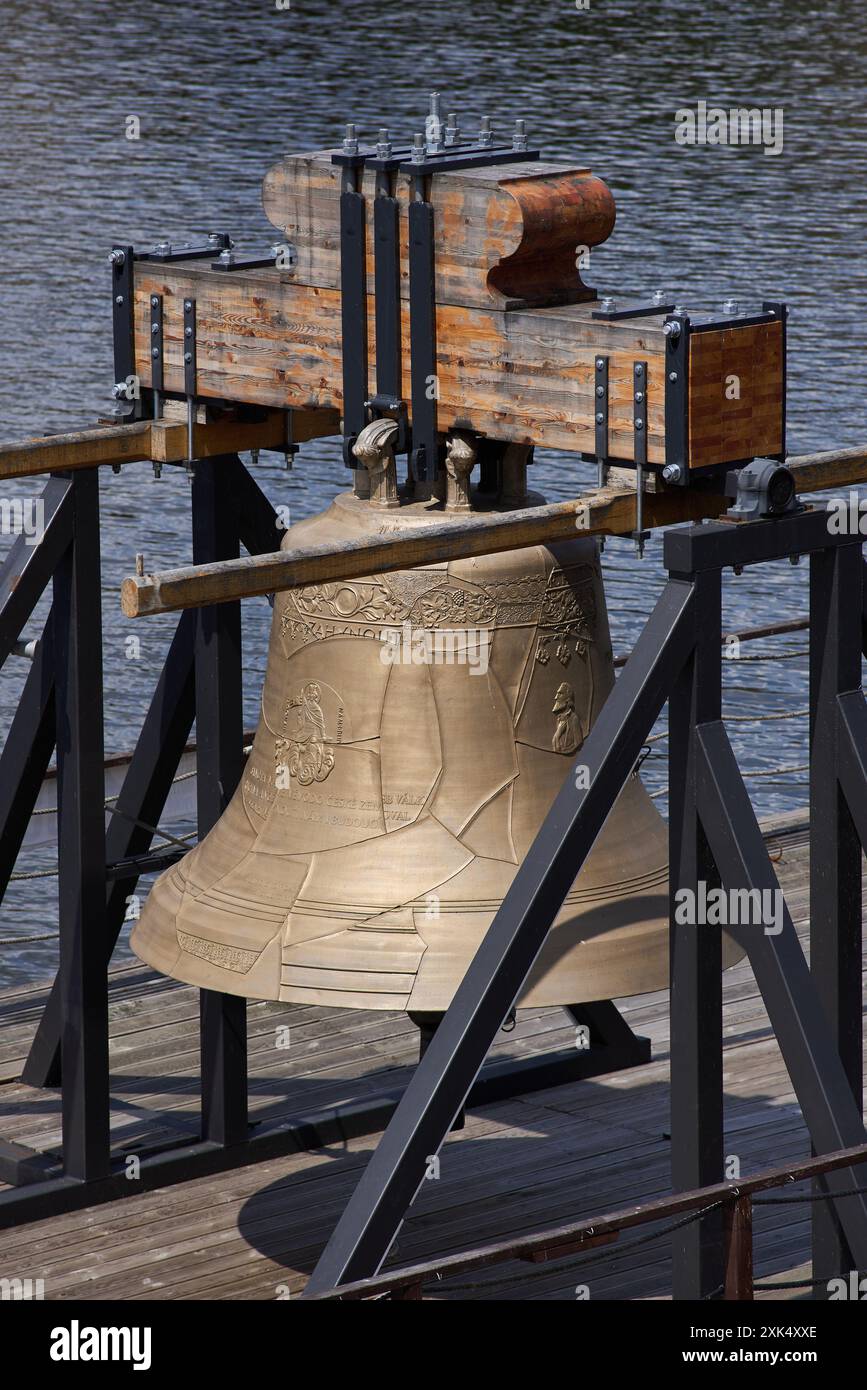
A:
[[601, 295, 616, 312], [445, 112, 460, 146], [673, 303, 687, 317], [411, 132, 426, 164], [151, 347, 159, 358], [108, 248, 125, 268], [595, 385, 604, 397], [512, 118, 528, 151], [208, 233, 223, 247], [250, 448, 260, 466], [115, 295, 124, 306], [184, 351, 192, 363], [110, 382, 125, 399], [218, 248, 234, 263], [662, 463, 683, 483], [184, 300, 192, 312], [479, 115, 494, 147], [635, 418, 644, 430], [634, 391, 644, 402], [634, 363, 644, 375], [664, 321, 681, 342], [596, 358, 605, 370], [376, 127, 391, 159], [342, 122, 359, 156], [154, 241, 172, 256], [151, 322, 159, 334], [135, 553, 145, 578], [652, 290, 667, 307], [669, 370, 679, 381], [596, 412, 604, 424], [723, 298, 740, 316], [429, 92, 441, 118], [185, 325, 192, 337]]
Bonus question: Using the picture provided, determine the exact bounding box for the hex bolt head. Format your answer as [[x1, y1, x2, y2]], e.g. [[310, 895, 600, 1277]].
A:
[[479, 115, 494, 147], [601, 295, 616, 312], [652, 290, 667, 307], [723, 298, 740, 316], [342, 122, 359, 155], [108, 249, 125, 268], [662, 463, 683, 483], [411, 132, 426, 163], [376, 127, 391, 158]]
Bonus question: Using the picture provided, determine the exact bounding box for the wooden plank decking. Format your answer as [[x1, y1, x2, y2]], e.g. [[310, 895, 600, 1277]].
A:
[[0, 814, 864, 1300]]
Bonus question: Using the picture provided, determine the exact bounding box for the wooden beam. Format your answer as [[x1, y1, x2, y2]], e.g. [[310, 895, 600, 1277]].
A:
[[120, 443, 867, 619], [122, 483, 727, 617], [0, 410, 340, 482], [0, 422, 152, 481]]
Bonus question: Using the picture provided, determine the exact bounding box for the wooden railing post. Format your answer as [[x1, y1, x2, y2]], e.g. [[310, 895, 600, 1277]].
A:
[[723, 1194, 754, 1300]]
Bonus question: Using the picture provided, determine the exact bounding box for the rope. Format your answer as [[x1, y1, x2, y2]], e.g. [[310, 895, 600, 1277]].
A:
[[755, 1184, 867, 1205], [420, 1201, 725, 1294], [753, 1276, 826, 1290], [7, 830, 197, 884], [0, 931, 59, 944]]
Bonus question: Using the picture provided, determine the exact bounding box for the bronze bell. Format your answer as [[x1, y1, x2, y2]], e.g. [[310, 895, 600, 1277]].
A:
[[131, 432, 736, 1010]]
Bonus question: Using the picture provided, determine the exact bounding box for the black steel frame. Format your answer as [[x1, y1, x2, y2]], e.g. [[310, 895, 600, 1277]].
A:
[[304, 505, 867, 1297]]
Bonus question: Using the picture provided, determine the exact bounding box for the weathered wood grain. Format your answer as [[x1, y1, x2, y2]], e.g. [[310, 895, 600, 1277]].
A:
[[0, 411, 339, 481], [132, 264, 669, 459], [688, 320, 784, 468], [261, 151, 615, 309]]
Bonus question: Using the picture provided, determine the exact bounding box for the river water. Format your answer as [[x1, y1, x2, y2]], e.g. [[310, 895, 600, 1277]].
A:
[[1, 0, 864, 983]]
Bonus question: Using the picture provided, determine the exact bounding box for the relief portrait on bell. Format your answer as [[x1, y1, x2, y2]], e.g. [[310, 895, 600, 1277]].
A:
[[274, 680, 345, 786]]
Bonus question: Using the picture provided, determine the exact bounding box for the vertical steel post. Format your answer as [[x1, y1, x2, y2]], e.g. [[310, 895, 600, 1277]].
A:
[[809, 540, 863, 1287], [53, 468, 110, 1180], [192, 455, 248, 1145], [668, 566, 724, 1299]]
